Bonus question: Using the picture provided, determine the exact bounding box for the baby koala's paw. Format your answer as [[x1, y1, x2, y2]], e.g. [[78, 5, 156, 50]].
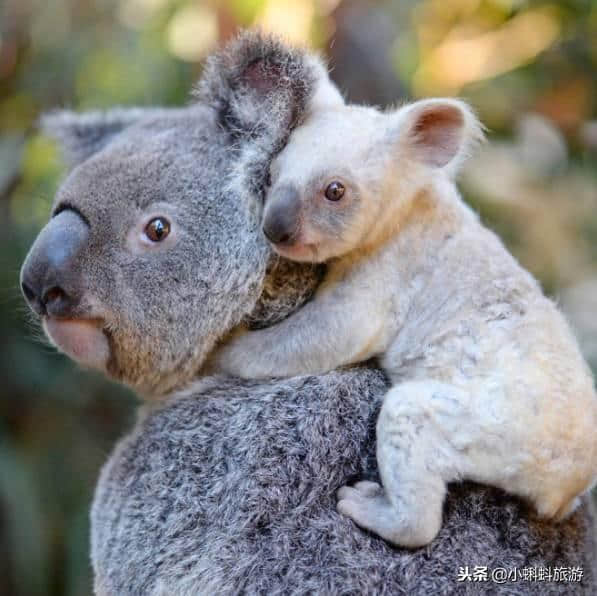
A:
[[336, 480, 441, 548], [336, 481, 391, 532], [338, 480, 383, 500], [205, 326, 279, 379], [203, 327, 252, 378]]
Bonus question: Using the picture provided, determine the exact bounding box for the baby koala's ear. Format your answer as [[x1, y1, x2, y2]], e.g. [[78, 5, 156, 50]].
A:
[[195, 30, 342, 138], [397, 98, 484, 177]]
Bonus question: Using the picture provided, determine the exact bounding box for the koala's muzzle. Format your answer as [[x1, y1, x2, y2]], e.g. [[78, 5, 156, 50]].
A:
[[20, 209, 88, 318], [262, 185, 301, 245], [21, 209, 110, 371]]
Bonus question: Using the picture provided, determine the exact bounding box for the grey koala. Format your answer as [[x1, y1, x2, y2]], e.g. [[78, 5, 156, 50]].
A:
[[20, 32, 597, 594]]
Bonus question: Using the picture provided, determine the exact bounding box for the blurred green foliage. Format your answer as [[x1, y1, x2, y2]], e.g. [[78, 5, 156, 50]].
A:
[[0, 1, 596, 594]]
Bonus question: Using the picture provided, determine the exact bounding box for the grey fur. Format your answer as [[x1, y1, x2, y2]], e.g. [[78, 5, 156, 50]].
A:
[[24, 32, 596, 594], [40, 107, 172, 168], [33, 33, 320, 397], [94, 370, 596, 595]]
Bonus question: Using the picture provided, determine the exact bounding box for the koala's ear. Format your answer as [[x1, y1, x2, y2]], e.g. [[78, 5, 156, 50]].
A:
[[397, 99, 484, 177], [195, 30, 343, 137], [40, 107, 154, 168]]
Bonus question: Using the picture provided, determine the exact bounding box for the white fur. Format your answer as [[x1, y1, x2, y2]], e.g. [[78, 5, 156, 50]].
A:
[[304, 55, 345, 113], [212, 98, 597, 548]]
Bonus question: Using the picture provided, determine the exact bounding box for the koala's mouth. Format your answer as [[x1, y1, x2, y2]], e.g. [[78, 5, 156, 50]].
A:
[[43, 317, 110, 371], [272, 241, 319, 263]]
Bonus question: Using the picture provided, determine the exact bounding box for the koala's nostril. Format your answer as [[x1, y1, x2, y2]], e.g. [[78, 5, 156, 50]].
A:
[[21, 281, 36, 304], [41, 286, 65, 304], [42, 286, 66, 307], [263, 223, 294, 245], [40, 285, 79, 318], [21, 279, 48, 317]]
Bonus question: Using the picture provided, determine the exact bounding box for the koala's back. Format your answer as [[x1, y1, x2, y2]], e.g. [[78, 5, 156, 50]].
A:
[[92, 370, 597, 595], [381, 205, 597, 515]]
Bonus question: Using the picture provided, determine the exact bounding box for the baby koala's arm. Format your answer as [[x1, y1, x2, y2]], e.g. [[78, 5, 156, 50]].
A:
[[211, 271, 392, 379]]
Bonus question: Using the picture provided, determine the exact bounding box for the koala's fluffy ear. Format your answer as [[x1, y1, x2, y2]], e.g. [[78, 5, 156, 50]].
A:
[[40, 107, 158, 169], [397, 98, 484, 177], [195, 30, 343, 138]]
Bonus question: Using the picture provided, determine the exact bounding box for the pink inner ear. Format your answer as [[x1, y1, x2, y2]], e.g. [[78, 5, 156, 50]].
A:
[[411, 105, 464, 167], [243, 60, 284, 96]]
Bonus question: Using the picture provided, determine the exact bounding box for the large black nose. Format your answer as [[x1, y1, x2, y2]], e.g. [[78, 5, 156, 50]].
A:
[[20, 209, 89, 318], [262, 185, 301, 245]]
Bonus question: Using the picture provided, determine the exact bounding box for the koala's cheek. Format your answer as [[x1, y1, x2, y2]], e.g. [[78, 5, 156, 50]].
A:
[[43, 319, 110, 371]]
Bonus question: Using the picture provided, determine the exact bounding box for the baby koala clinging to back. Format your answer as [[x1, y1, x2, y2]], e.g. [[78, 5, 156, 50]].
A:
[[213, 96, 597, 547]]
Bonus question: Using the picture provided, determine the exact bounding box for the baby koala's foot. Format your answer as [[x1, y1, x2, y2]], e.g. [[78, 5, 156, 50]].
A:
[[336, 480, 439, 548], [338, 480, 383, 500], [337, 481, 396, 538]]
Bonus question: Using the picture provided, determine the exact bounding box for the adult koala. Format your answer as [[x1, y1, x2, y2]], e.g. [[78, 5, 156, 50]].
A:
[[20, 33, 596, 595]]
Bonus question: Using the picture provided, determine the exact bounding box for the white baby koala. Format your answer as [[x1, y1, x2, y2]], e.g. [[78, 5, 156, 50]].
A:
[[213, 96, 597, 547]]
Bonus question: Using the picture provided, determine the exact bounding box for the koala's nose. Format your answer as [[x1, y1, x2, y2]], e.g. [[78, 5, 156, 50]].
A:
[[262, 185, 301, 245], [21, 281, 79, 318], [20, 209, 89, 318]]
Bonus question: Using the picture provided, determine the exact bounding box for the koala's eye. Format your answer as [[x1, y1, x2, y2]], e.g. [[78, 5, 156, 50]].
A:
[[325, 181, 345, 201], [145, 217, 171, 242]]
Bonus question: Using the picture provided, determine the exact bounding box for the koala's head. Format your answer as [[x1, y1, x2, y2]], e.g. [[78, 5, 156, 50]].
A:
[[263, 98, 483, 263], [19, 32, 337, 398]]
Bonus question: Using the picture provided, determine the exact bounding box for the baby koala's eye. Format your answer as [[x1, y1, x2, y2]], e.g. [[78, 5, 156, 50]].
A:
[[145, 217, 171, 242], [325, 181, 345, 202]]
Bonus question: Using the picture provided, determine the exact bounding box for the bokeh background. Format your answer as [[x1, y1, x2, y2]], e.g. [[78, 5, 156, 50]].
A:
[[1, 0, 596, 594]]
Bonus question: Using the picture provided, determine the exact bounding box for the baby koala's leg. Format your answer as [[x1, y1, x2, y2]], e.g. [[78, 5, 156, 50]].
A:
[[337, 380, 471, 548]]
